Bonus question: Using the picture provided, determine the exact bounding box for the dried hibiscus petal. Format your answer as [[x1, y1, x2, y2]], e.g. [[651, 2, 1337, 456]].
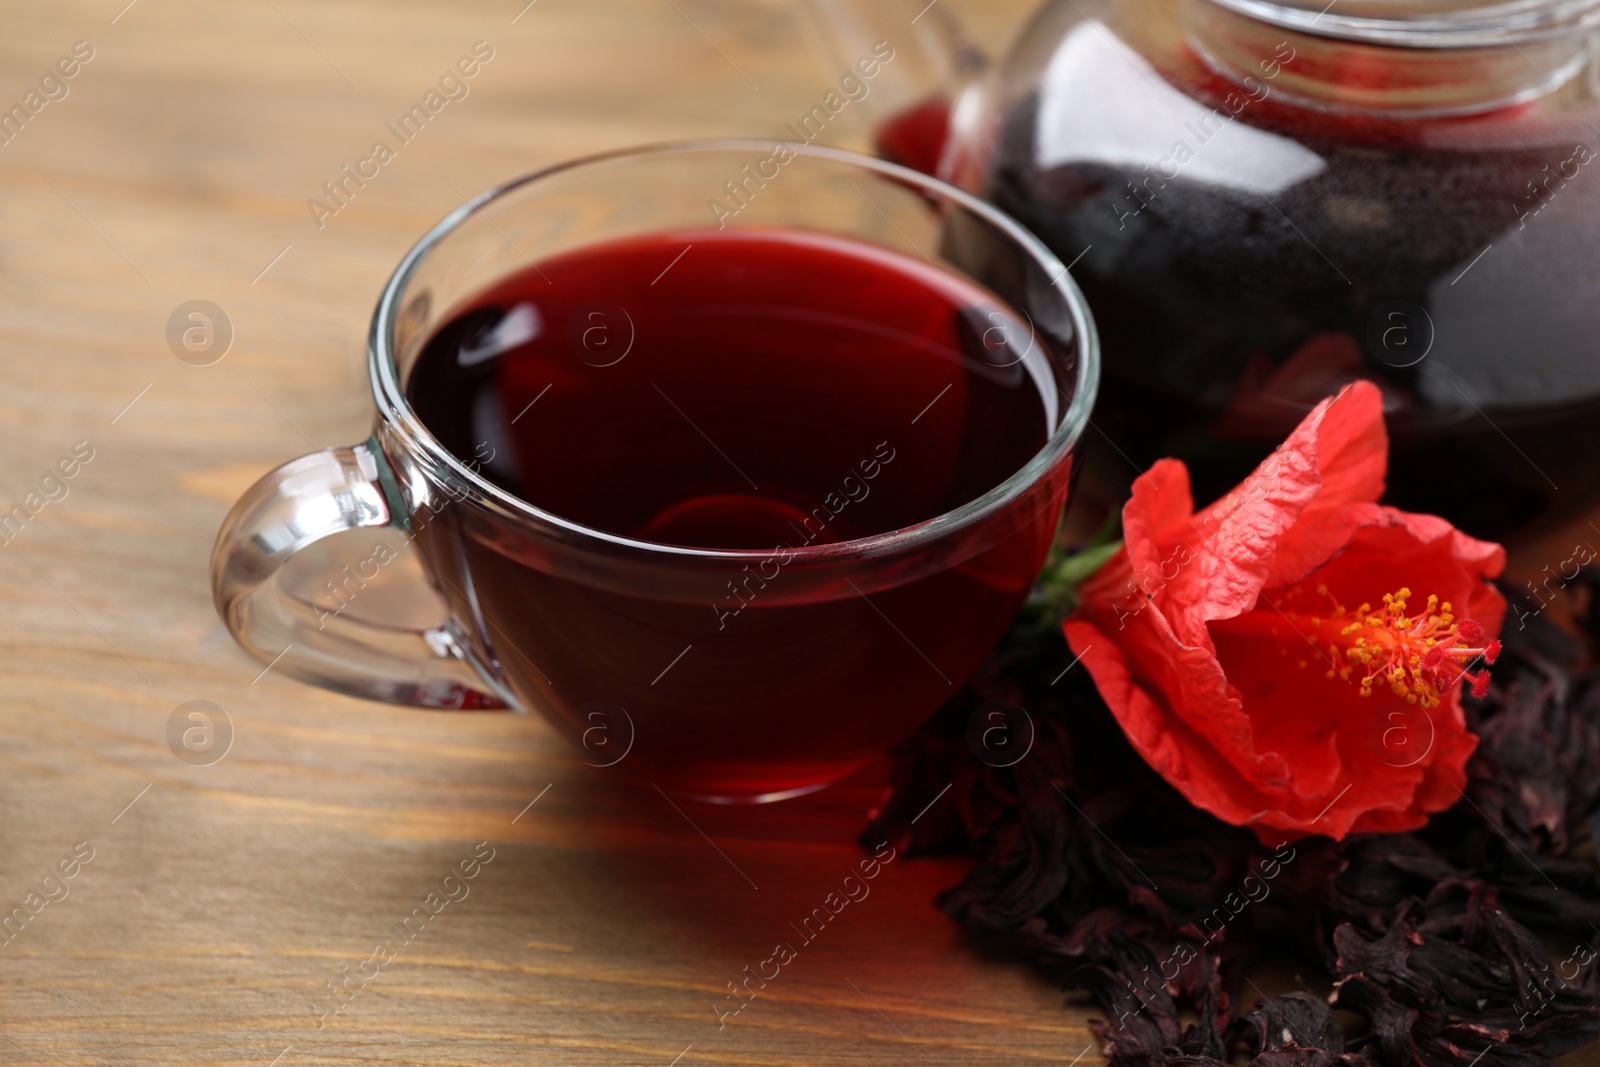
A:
[[865, 570, 1600, 1067]]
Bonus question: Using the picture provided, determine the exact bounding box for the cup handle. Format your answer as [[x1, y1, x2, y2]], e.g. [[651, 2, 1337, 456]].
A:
[[210, 437, 509, 710]]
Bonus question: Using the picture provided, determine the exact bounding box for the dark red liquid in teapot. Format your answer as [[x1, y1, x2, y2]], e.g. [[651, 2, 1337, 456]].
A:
[[910, 46, 1600, 542], [404, 228, 1066, 798]]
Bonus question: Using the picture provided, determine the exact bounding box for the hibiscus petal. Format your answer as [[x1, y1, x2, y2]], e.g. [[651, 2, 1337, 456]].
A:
[[1121, 459, 1198, 600], [1261, 380, 1389, 587], [1064, 617, 1296, 828], [1117, 383, 1389, 655], [1217, 509, 1502, 837], [1301, 505, 1506, 631], [1347, 719, 1476, 835]]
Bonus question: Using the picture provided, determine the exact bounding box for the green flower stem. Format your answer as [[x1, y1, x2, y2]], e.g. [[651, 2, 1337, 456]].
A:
[[1029, 539, 1123, 625]]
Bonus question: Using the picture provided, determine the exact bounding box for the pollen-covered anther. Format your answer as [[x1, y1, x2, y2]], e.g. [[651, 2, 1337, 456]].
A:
[[1290, 586, 1496, 707]]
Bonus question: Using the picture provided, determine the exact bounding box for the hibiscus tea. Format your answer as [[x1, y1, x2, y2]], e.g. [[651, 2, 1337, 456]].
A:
[[995, 91, 1600, 542], [404, 227, 1065, 799], [906, 42, 1600, 543]]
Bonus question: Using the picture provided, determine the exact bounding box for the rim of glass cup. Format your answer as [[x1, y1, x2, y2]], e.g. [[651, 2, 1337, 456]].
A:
[[369, 139, 1101, 564], [1201, 0, 1600, 46]]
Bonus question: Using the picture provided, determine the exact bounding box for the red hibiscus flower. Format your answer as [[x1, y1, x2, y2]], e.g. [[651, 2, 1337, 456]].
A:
[[1064, 382, 1505, 841]]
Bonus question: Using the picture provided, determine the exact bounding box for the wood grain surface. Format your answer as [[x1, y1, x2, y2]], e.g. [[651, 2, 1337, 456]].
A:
[[0, 1, 1113, 1065]]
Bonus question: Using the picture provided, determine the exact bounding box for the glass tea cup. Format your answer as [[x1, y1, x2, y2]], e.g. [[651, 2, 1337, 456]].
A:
[[211, 141, 1099, 802]]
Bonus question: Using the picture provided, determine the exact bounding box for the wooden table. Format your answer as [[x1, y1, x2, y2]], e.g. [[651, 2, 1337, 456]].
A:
[[0, 1, 1108, 1063], [9, 2, 1599, 1065]]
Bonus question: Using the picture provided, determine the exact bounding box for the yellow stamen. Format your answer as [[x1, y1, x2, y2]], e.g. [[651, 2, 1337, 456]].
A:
[[1276, 586, 1493, 708]]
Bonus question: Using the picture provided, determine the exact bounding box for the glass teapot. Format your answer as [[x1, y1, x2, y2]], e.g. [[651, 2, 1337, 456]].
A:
[[803, 0, 1600, 544]]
